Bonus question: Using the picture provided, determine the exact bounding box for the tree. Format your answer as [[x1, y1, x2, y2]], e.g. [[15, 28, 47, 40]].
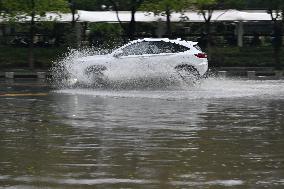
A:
[[1, 0, 69, 69], [67, 0, 151, 41], [141, 0, 191, 36], [66, 0, 109, 46], [0, 0, 3, 11], [67, 0, 103, 26], [268, 2, 284, 70], [0, 0, 7, 43], [193, 0, 244, 61], [88, 22, 123, 47], [68, 0, 77, 26], [68, 0, 109, 11], [247, 0, 284, 70], [108, 0, 144, 40]]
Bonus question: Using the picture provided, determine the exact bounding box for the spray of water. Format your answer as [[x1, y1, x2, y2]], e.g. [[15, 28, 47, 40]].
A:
[[50, 47, 109, 88], [50, 47, 284, 100], [50, 47, 284, 101], [50, 47, 199, 90]]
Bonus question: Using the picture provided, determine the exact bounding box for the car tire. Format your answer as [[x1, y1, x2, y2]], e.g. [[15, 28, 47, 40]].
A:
[[175, 65, 200, 84], [85, 65, 107, 87]]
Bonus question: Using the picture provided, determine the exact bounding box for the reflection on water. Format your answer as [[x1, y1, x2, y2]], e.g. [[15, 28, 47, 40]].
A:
[[0, 79, 283, 189]]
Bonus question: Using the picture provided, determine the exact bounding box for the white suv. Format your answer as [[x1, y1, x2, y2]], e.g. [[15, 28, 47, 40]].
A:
[[66, 38, 208, 86]]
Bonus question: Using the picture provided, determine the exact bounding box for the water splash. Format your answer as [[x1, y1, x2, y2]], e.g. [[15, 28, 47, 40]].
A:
[[50, 47, 198, 89], [50, 47, 284, 100], [55, 79, 284, 100], [50, 47, 112, 88]]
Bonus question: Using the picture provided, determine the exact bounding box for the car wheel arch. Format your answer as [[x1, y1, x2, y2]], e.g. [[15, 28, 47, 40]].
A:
[[174, 64, 200, 75]]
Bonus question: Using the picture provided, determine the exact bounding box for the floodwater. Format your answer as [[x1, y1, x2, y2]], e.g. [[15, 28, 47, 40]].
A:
[[0, 79, 283, 189]]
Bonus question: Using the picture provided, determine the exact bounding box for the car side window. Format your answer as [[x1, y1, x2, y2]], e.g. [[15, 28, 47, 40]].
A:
[[120, 41, 150, 56], [148, 41, 190, 54], [119, 41, 190, 56]]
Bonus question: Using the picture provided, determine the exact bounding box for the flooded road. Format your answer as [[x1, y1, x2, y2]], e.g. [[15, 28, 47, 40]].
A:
[[0, 79, 284, 189]]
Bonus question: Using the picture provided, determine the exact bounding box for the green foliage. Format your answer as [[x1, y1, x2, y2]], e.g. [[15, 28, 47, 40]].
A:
[[194, 0, 218, 10], [194, 0, 245, 11], [90, 23, 122, 36], [1, 0, 70, 68], [246, 0, 284, 22], [211, 46, 284, 67], [107, 0, 145, 39], [89, 23, 123, 47], [141, 0, 194, 35], [70, 0, 109, 11], [141, 0, 191, 14], [245, 0, 284, 10], [0, 46, 67, 69], [0, 0, 3, 10], [0, 46, 282, 69], [2, 0, 69, 20], [192, 0, 245, 21], [109, 0, 144, 11]]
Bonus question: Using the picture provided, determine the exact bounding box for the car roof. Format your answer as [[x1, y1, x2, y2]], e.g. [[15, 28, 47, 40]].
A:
[[112, 38, 200, 54], [130, 38, 198, 49]]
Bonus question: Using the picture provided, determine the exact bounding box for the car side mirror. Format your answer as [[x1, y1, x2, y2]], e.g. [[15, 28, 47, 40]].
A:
[[113, 50, 123, 58]]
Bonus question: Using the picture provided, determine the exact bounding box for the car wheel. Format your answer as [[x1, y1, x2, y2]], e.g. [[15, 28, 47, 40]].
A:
[[85, 65, 107, 87], [85, 65, 106, 75], [175, 65, 200, 84]]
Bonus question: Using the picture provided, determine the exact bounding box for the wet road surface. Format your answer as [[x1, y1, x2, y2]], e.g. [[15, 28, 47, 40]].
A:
[[0, 79, 284, 189]]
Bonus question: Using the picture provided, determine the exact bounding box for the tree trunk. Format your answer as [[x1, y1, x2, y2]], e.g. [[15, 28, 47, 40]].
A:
[[274, 46, 281, 70], [108, 0, 128, 41], [82, 22, 88, 42], [71, 9, 76, 28], [70, 8, 81, 47], [28, 0, 35, 69], [272, 22, 282, 70], [109, 0, 142, 41], [128, 8, 136, 40], [1, 25, 7, 45], [165, 7, 171, 36], [205, 20, 212, 62]]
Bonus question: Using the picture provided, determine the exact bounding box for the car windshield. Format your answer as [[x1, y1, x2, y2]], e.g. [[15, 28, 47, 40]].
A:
[[119, 41, 190, 56]]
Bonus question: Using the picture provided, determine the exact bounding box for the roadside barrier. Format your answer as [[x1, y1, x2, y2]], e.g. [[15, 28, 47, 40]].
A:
[[2, 71, 47, 80], [216, 70, 283, 80], [247, 71, 256, 79], [0, 70, 283, 80], [218, 71, 227, 78], [5, 72, 14, 79]]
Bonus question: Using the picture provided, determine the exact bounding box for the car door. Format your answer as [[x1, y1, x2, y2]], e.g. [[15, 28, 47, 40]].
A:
[[110, 41, 151, 79], [138, 41, 182, 76]]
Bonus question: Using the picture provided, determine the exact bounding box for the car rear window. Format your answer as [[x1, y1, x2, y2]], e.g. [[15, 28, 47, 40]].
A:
[[193, 44, 202, 51]]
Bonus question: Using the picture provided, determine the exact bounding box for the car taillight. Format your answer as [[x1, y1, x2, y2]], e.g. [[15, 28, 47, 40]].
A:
[[195, 53, 207, 58]]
